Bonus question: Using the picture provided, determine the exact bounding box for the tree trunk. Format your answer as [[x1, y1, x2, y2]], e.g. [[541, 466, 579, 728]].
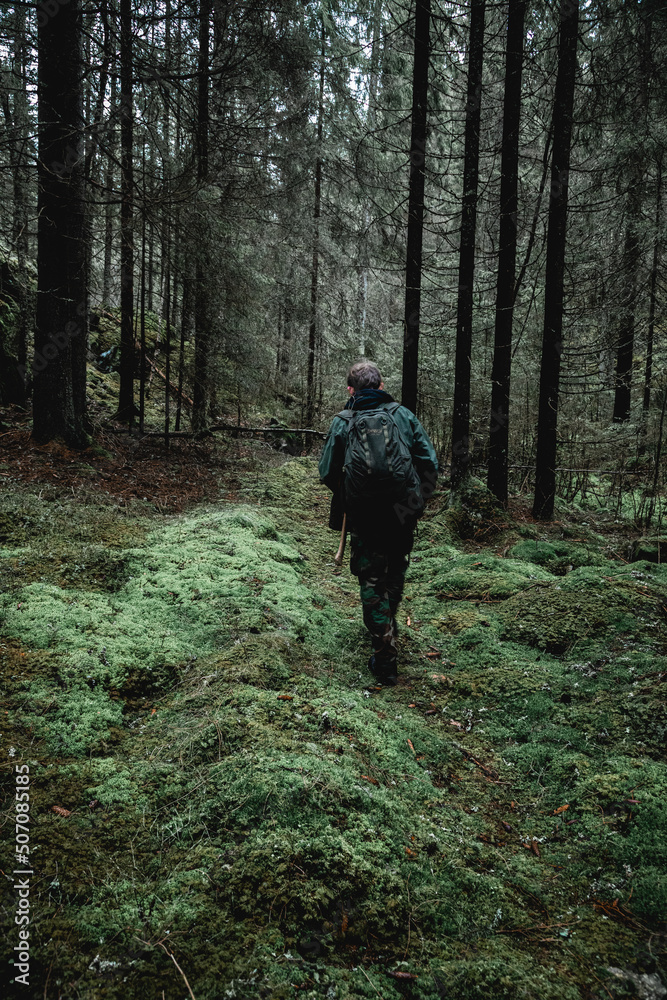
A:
[[173, 4, 187, 434], [11, 5, 31, 391], [103, 73, 116, 306], [277, 303, 287, 377], [612, 170, 643, 423], [116, 0, 135, 421], [487, 0, 526, 504], [643, 155, 662, 416], [513, 124, 552, 307], [33, 0, 88, 447], [147, 217, 155, 313], [612, 6, 651, 424], [176, 264, 193, 432], [78, 2, 109, 431], [192, 0, 210, 433], [357, 0, 382, 356], [450, 0, 486, 484], [163, 0, 172, 451], [532, 0, 579, 520], [279, 284, 292, 379], [401, 0, 431, 416], [164, 246, 171, 450], [306, 21, 326, 428], [139, 143, 147, 433]]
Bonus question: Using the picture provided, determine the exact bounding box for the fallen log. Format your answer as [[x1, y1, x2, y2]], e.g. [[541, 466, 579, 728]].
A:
[[102, 423, 327, 439], [209, 423, 326, 437]]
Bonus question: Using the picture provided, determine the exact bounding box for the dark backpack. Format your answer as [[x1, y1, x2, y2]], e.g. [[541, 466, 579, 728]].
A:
[[337, 402, 424, 530]]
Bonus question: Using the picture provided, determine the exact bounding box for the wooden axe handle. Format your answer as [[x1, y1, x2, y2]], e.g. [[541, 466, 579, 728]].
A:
[[334, 513, 347, 566]]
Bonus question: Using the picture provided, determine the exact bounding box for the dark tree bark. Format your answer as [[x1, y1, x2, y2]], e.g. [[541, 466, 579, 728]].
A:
[[164, 249, 171, 450], [147, 215, 155, 313], [77, 1, 110, 431], [278, 279, 293, 380], [357, 0, 382, 355], [277, 303, 290, 378], [643, 155, 662, 416], [450, 0, 485, 484], [83, 0, 110, 320], [173, 10, 188, 435], [612, 176, 642, 423], [513, 125, 552, 307], [116, 0, 135, 421], [306, 21, 326, 428], [161, 0, 172, 447], [487, 0, 526, 504], [612, 6, 651, 424], [192, 0, 210, 433], [401, 0, 431, 416], [533, 0, 579, 520], [102, 74, 116, 305], [176, 265, 193, 432], [11, 4, 30, 389], [139, 143, 147, 433], [276, 303, 283, 375], [33, 0, 88, 446]]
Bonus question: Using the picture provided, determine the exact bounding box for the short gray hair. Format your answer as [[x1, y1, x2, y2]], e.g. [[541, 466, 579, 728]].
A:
[[347, 361, 382, 390]]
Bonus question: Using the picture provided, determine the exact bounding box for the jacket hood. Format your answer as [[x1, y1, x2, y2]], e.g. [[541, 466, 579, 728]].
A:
[[345, 388, 395, 411]]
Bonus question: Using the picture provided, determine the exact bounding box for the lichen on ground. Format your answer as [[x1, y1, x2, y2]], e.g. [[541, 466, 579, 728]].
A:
[[1, 458, 666, 999]]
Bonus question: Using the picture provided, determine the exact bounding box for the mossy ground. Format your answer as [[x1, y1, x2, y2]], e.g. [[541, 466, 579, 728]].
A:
[[1, 459, 666, 999]]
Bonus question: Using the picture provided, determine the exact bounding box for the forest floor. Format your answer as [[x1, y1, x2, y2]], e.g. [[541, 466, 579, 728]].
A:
[[1, 411, 666, 1000]]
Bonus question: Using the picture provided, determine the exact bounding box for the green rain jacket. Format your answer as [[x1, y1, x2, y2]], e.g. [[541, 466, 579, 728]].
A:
[[318, 392, 439, 534]]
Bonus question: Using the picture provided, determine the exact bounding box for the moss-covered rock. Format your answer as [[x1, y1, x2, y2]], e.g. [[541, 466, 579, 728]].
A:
[[629, 537, 667, 563], [419, 553, 554, 601], [445, 477, 508, 540], [509, 538, 611, 575], [495, 569, 662, 654]]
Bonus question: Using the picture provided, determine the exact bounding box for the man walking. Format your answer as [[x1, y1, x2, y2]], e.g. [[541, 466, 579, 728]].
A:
[[319, 361, 438, 685]]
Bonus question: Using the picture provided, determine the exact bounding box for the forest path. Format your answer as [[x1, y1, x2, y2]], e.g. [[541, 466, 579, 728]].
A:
[[1, 453, 666, 1000]]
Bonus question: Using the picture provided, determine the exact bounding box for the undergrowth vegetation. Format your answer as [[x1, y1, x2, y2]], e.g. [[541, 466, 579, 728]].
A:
[[1, 459, 666, 999]]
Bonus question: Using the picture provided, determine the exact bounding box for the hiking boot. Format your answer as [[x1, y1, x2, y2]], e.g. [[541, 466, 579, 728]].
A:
[[368, 655, 397, 686]]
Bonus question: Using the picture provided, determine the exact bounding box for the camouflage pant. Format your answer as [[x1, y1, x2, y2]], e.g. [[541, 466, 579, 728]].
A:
[[349, 533, 410, 672]]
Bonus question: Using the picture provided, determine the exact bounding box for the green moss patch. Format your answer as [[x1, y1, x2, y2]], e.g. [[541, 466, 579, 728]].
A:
[[495, 569, 666, 654], [508, 538, 612, 575], [415, 552, 554, 601], [444, 477, 509, 541], [1, 460, 666, 999]]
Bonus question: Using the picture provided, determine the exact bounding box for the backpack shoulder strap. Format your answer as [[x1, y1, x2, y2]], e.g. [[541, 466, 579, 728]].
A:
[[336, 410, 354, 422], [382, 401, 412, 450]]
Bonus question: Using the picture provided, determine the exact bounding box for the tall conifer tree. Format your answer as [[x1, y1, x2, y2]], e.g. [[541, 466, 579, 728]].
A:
[[533, 0, 579, 520], [33, 0, 88, 446], [401, 0, 431, 416], [487, 0, 526, 504], [451, 0, 486, 484]]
